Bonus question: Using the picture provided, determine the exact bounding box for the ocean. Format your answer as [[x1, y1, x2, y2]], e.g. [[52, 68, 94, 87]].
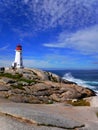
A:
[[45, 69, 98, 94]]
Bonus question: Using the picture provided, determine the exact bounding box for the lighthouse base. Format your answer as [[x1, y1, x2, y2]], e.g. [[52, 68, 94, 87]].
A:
[[12, 62, 24, 69]]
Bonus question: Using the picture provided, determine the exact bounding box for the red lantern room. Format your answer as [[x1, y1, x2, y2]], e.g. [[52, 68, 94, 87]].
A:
[[16, 45, 22, 51]]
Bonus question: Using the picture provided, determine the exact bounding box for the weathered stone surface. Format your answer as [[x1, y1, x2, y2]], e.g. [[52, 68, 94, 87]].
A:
[[0, 66, 97, 130], [50, 93, 60, 102], [85, 96, 98, 107], [0, 68, 96, 103], [0, 78, 15, 84], [9, 89, 24, 94], [17, 81, 29, 86], [0, 85, 10, 91], [31, 83, 51, 91], [0, 102, 85, 129], [8, 95, 42, 103], [0, 98, 98, 130], [28, 69, 49, 80], [0, 91, 9, 98], [0, 115, 66, 130]]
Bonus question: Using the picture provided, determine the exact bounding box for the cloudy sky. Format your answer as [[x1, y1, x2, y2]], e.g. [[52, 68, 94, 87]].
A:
[[0, 0, 98, 69]]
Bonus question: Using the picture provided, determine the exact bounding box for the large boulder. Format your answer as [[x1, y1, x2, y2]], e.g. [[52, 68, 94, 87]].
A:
[[0, 68, 96, 103]]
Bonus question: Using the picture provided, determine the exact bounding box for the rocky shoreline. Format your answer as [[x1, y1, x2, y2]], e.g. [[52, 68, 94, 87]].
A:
[[0, 68, 96, 103], [0, 68, 98, 130], [0, 97, 98, 130]]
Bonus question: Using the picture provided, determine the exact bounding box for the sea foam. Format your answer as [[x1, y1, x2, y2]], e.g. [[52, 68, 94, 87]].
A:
[[62, 72, 96, 89]]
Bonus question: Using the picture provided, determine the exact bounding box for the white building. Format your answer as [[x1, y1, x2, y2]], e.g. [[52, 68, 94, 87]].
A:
[[12, 45, 24, 69]]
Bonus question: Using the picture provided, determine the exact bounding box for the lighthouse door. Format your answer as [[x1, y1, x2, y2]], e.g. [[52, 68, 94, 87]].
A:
[[13, 62, 17, 68]]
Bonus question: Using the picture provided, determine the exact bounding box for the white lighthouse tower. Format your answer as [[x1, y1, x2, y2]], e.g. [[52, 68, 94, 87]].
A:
[[12, 45, 24, 69]]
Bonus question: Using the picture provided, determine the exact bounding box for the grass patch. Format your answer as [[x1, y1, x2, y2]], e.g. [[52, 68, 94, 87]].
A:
[[0, 72, 36, 84], [19, 78, 35, 84], [67, 99, 90, 106], [47, 100, 54, 104], [11, 84, 24, 90], [0, 73, 22, 79]]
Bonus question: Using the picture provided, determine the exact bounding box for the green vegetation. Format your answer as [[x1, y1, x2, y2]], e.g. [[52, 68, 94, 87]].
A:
[[0, 72, 36, 84], [11, 84, 24, 90], [47, 100, 54, 104], [19, 78, 35, 84], [67, 99, 90, 106], [0, 73, 22, 79]]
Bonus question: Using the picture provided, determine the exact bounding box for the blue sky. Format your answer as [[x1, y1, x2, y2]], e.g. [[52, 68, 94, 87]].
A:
[[0, 0, 98, 69]]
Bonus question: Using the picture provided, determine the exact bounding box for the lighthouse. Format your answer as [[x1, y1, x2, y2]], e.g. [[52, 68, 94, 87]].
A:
[[12, 45, 24, 69]]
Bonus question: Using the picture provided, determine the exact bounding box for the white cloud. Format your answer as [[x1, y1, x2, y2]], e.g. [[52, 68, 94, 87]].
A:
[[23, 52, 81, 68], [0, 0, 98, 35], [0, 45, 9, 51], [24, 59, 53, 68], [0, 59, 12, 67], [43, 25, 98, 54], [12, 28, 33, 38]]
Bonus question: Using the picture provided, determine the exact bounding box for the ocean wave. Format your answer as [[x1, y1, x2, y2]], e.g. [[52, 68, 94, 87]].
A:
[[62, 72, 95, 89], [85, 81, 98, 85], [95, 91, 98, 95]]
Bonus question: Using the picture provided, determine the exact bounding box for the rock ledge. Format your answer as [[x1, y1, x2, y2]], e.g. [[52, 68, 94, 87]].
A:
[[0, 68, 96, 103]]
